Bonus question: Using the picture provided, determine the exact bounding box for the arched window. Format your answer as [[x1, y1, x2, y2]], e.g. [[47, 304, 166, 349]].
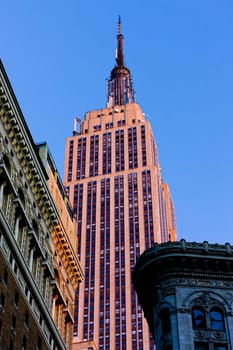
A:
[[159, 308, 171, 336], [192, 307, 206, 329], [210, 308, 225, 331], [192, 297, 228, 350]]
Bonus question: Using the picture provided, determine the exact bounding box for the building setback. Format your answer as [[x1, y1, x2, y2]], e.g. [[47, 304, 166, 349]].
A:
[[63, 19, 176, 350], [0, 60, 83, 349], [133, 239, 233, 350]]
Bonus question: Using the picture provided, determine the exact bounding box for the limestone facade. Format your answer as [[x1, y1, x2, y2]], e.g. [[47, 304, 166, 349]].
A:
[[133, 239, 233, 350]]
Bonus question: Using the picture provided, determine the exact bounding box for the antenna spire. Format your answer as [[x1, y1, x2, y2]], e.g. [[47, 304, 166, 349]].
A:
[[106, 17, 135, 107], [116, 16, 124, 67], [117, 15, 121, 34]]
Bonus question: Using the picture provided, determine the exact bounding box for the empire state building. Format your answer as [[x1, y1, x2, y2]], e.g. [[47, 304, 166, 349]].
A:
[[64, 18, 176, 350]]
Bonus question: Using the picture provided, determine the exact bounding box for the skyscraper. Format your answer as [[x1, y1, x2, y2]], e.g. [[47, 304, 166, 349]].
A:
[[64, 18, 176, 350]]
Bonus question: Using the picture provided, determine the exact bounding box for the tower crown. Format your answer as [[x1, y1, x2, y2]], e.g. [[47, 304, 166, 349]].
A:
[[106, 17, 135, 107]]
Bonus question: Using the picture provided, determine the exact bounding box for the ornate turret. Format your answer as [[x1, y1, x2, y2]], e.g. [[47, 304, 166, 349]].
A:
[[106, 17, 135, 107]]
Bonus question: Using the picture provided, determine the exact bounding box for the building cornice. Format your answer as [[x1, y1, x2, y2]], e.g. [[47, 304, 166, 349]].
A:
[[133, 239, 233, 334], [134, 239, 233, 278], [53, 224, 84, 287], [0, 61, 59, 231]]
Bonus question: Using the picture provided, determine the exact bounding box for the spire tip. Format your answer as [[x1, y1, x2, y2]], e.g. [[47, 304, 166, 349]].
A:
[[117, 15, 121, 34]]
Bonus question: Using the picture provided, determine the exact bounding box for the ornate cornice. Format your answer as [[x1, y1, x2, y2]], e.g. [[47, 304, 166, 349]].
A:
[[0, 71, 58, 231], [53, 225, 83, 288], [133, 239, 233, 334], [134, 239, 233, 282]]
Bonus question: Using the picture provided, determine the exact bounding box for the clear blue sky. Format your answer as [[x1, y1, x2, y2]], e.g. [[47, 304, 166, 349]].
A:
[[1, 1, 233, 244]]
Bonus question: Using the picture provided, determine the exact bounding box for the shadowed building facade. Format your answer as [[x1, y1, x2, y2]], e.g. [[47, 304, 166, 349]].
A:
[[133, 239, 233, 350], [0, 60, 83, 349], [64, 19, 176, 350]]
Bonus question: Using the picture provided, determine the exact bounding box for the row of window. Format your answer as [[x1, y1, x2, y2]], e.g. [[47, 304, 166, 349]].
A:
[[67, 125, 148, 181], [158, 305, 228, 350], [99, 179, 111, 348], [91, 118, 142, 132], [0, 153, 61, 349], [0, 333, 43, 350], [0, 182, 52, 303], [83, 181, 97, 340], [128, 172, 144, 348], [192, 307, 224, 331], [0, 269, 43, 350], [114, 176, 127, 350], [142, 170, 154, 249]]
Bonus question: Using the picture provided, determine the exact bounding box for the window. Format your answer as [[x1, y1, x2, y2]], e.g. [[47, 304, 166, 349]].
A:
[[24, 311, 29, 327], [160, 308, 171, 336], [18, 188, 25, 206], [9, 339, 13, 350], [192, 307, 206, 329], [37, 336, 42, 350], [157, 308, 172, 349], [3, 154, 11, 175], [67, 140, 74, 182], [3, 269, 8, 285], [210, 309, 224, 331], [0, 293, 5, 307], [192, 301, 227, 350], [11, 314, 16, 330], [76, 137, 86, 179], [14, 291, 19, 307], [192, 306, 225, 331], [22, 335, 27, 349]]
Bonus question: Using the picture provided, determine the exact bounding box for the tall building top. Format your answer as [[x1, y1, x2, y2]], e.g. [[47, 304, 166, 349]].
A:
[[106, 17, 135, 107]]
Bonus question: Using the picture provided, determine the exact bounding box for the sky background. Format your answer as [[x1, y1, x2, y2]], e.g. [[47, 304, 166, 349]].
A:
[[1, 1, 232, 244]]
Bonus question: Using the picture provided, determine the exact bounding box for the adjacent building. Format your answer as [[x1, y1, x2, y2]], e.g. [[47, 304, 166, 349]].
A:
[[0, 59, 83, 349], [64, 19, 176, 349], [38, 143, 84, 349], [133, 239, 233, 350]]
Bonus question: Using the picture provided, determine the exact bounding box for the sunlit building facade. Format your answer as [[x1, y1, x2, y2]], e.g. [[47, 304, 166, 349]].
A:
[[64, 19, 176, 349], [38, 143, 83, 349]]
